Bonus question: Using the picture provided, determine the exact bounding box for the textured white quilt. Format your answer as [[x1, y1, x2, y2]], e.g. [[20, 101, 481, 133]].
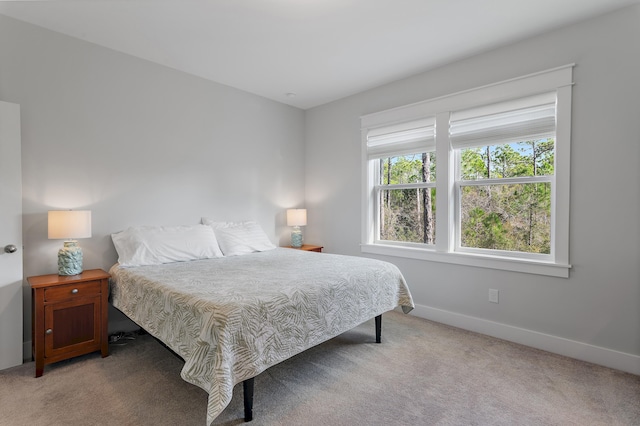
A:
[[109, 248, 414, 424]]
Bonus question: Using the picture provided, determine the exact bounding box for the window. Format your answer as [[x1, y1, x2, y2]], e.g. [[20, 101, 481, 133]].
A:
[[366, 118, 436, 246], [452, 93, 556, 257], [361, 65, 573, 277]]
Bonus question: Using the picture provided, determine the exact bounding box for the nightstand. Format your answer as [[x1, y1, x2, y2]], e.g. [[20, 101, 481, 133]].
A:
[[28, 269, 110, 377], [284, 244, 323, 253]]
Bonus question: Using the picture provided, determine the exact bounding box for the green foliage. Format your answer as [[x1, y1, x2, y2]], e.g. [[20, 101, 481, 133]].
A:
[[381, 187, 436, 243], [460, 183, 551, 253], [381, 153, 435, 184], [464, 207, 507, 250], [459, 138, 554, 254], [378, 138, 554, 254], [380, 152, 435, 244], [461, 149, 485, 179]]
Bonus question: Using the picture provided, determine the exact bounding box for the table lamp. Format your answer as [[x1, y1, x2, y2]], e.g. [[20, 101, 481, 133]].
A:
[[48, 210, 92, 275], [286, 209, 307, 248]]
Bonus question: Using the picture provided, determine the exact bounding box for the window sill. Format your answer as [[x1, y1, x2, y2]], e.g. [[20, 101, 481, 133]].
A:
[[360, 243, 570, 278]]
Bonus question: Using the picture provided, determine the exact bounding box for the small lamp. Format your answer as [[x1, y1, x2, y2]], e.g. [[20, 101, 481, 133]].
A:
[[286, 209, 307, 248], [48, 210, 92, 276]]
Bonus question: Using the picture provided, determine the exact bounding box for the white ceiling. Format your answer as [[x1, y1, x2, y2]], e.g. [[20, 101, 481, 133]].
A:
[[1, 0, 637, 109]]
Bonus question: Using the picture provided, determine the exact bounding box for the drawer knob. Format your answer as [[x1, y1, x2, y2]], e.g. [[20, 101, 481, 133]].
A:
[[71, 288, 79, 294], [46, 329, 52, 335]]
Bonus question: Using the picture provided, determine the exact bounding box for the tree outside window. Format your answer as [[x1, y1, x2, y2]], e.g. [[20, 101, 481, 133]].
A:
[[459, 139, 554, 254]]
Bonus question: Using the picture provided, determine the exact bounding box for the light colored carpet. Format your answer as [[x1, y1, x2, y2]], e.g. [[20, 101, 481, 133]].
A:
[[1, 311, 638, 426]]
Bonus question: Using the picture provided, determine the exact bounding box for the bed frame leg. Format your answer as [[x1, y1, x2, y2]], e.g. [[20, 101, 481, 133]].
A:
[[375, 315, 382, 343], [243, 378, 254, 422]]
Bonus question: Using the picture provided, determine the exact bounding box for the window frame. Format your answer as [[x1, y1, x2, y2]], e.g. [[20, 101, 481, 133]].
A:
[[361, 65, 573, 278]]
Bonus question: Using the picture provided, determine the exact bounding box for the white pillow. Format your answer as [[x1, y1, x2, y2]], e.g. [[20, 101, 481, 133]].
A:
[[201, 218, 276, 256], [111, 224, 223, 267]]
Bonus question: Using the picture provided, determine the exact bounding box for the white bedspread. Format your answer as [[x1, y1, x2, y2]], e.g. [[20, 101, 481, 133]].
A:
[[109, 248, 414, 424]]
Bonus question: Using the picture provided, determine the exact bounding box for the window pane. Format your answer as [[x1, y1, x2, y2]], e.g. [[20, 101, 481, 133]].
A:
[[460, 138, 554, 181], [379, 152, 436, 185], [380, 188, 436, 244], [460, 183, 551, 254]]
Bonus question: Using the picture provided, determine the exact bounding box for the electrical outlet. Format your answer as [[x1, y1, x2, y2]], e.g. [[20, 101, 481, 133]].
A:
[[489, 289, 499, 303]]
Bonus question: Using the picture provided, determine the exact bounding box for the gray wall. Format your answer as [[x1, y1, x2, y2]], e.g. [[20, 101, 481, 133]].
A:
[[0, 15, 305, 339], [305, 5, 640, 369]]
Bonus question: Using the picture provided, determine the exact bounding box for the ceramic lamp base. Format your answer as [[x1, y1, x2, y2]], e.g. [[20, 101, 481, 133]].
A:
[[291, 227, 303, 248], [58, 240, 83, 276]]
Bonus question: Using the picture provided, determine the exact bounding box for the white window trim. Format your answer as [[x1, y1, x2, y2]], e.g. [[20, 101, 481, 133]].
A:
[[361, 65, 574, 278]]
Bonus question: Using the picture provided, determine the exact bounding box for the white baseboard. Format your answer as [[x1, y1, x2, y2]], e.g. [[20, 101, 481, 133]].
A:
[[411, 304, 640, 376]]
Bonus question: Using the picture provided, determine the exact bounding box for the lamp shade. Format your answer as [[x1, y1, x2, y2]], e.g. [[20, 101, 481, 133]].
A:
[[286, 209, 307, 227], [48, 210, 92, 239]]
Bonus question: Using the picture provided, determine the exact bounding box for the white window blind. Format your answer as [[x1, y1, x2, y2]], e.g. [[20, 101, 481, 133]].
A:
[[366, 117, 435, 159], [450, 93, 556, 150]]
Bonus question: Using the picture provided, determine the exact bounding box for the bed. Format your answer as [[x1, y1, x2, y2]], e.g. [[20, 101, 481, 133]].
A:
[[109, 225, 414, 425]]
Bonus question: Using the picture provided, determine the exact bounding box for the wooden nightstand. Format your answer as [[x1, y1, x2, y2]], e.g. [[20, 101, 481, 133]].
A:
[[284, 244, 323, 253], [28, 269, 110, 377]]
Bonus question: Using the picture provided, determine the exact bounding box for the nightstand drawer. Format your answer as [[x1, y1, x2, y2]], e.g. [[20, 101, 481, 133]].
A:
[[44, 282, 102, 302]]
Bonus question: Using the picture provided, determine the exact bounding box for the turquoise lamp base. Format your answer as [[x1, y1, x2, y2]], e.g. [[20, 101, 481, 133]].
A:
[[291, 227, 303, 248], [58, 240, 83, 276]]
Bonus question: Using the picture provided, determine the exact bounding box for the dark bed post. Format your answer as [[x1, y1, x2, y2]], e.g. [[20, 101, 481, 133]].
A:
[[375, 315, 382, 343], [243, 378, 254, 422]]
